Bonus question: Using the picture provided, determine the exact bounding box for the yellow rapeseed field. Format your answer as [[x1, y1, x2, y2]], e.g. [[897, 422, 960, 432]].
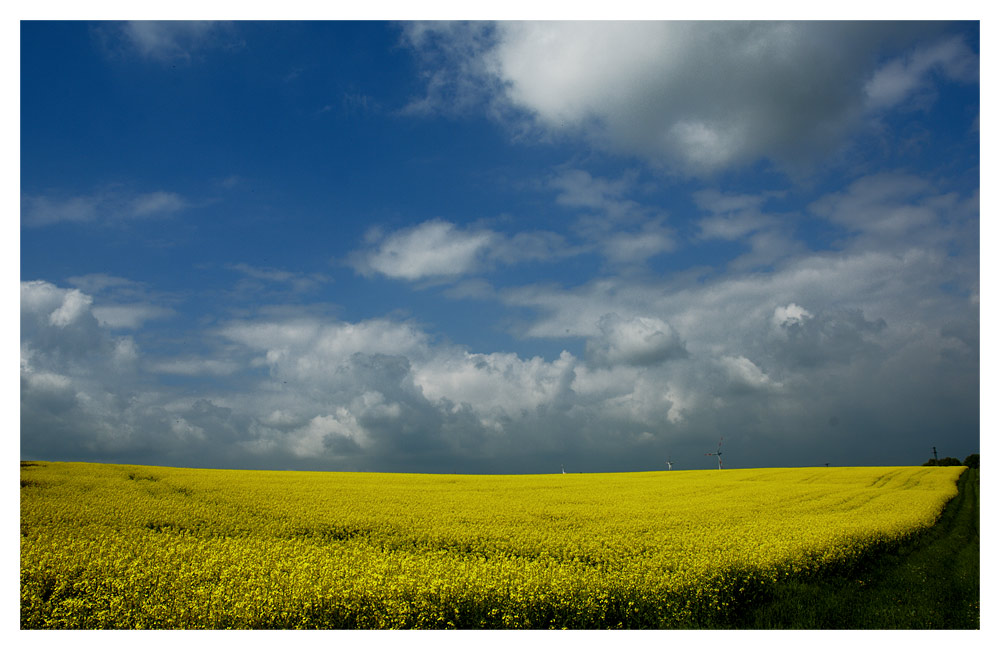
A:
[[20, 461, 965, 629]]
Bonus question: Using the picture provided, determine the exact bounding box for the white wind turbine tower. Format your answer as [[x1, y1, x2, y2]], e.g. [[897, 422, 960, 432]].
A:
[[705, 437, 724, 469], [665, 455, 674, 470]]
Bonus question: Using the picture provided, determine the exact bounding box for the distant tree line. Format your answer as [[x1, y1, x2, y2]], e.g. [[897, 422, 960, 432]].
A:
[[923, 454, 978, 469]]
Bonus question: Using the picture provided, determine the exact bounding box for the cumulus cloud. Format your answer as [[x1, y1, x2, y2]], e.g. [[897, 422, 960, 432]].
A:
[[17, 164, 979, 472], [20, 22, 977, 474], [415, 349, 578, 422], [63, 274, 177, 330], [718, 355, 781, 393], [47, 289, 93, 328], [20, 250, 978, 472], [773, 303, 812, 329], [22, 281, 142, 459], [21, 280, 105, 357], [220, 317, 431, 378], [768, 307, 888, 370], [284, 411, 368, 458], [403, 22, 975, 174], [585, 313, 686, 368], [350, 219, 496, 280], [502, 172, 976, 371]]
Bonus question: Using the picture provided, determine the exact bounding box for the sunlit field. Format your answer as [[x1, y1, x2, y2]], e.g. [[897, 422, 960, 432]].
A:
[[20, 461, 965, 629]]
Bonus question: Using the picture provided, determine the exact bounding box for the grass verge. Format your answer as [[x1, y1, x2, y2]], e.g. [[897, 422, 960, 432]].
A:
[[729, 468, 979, 629]]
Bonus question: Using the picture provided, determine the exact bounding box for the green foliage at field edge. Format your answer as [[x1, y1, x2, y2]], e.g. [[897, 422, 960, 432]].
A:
[[728, 468, 979, 629]]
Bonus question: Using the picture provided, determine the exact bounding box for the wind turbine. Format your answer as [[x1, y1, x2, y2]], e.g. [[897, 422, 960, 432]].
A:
[[705, 437, 724, 469], [561, 464, 566, 475], [666, 455, 674, 470]]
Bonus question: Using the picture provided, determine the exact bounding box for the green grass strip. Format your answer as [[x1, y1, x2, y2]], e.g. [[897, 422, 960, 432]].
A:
[[732, 468, 979, 629]]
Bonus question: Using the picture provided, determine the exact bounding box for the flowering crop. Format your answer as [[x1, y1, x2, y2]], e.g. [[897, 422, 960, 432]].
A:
[[20, 462, 964, 629]]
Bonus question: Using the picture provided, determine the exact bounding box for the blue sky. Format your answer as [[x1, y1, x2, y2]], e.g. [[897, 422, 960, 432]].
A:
[[19, 19, 980, 473]]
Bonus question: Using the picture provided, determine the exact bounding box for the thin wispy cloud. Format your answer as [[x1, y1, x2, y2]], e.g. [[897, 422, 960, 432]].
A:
[[117, 21, 225, 62], [864, 34, 979, 111], [228, 263, 332, 294], [23, 189, 188, 227]]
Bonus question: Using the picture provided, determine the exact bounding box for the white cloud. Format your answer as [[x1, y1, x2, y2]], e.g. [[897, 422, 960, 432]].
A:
[[47, 289, 93, 328], [92, 304, 174, 329], [285, 411, 369, 458], [586, 313, 686, 368], [19, 163, 979, 471], [21, 281, 103, 354], [350, 219, 572, 282], [415, 349, 577, 422], [220, 317, 431, 382], [773, 303, 812, 329], [62, 274, 177, 330], [112, 337, 140, 365], [405, 22, 974, 174], [351, 219, 495, 280], [19, 245, 978, 471], [351, 170, 679, 283], [502, 169, 976, 374], [24, 371, 74, 393], [719, 355, 781, 392]]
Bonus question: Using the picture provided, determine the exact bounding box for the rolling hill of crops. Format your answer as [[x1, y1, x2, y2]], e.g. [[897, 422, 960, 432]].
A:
[[20, 461, 965, 629]]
